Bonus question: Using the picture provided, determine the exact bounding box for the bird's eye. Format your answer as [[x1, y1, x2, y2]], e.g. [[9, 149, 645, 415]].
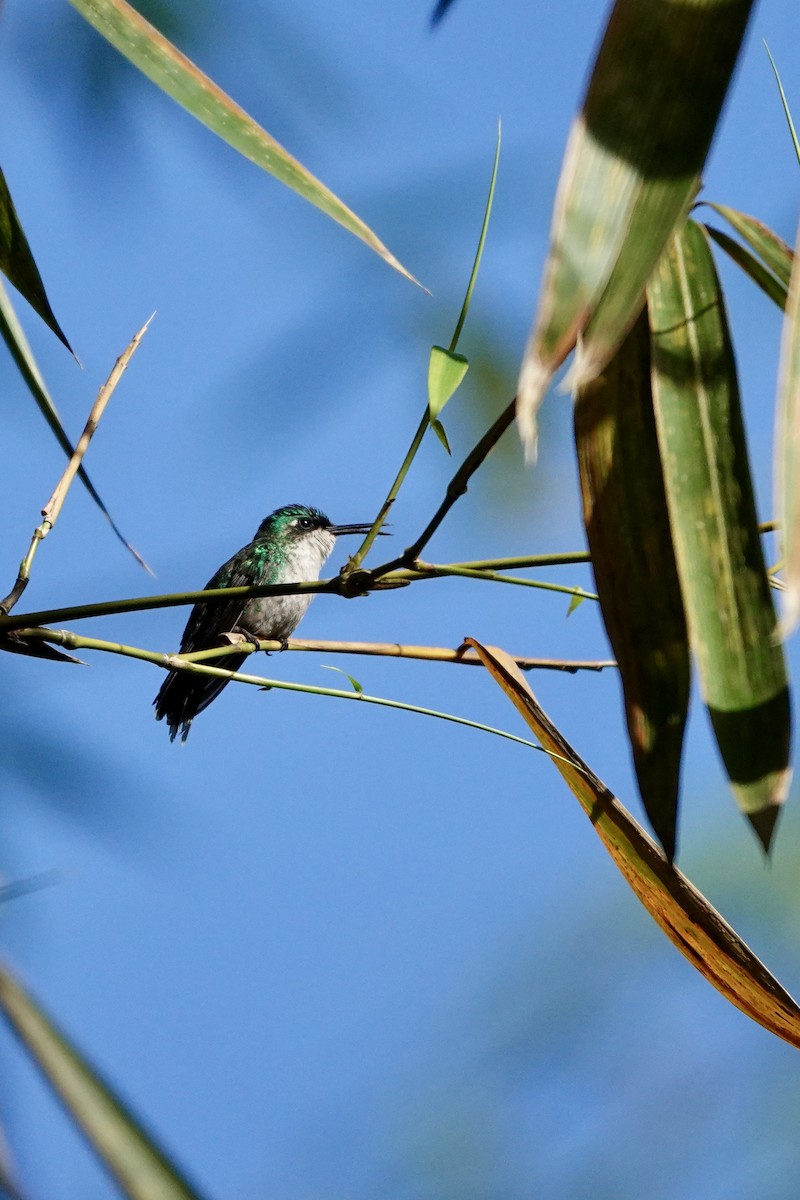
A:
[[296, 517, 313, 530]]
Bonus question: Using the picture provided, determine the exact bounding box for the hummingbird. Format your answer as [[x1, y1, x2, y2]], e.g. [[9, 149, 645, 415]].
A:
[[154, 503, 374, 742]]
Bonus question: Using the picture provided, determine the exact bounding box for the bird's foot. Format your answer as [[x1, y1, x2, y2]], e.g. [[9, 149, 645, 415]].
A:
[[226, 628, 263, 652]]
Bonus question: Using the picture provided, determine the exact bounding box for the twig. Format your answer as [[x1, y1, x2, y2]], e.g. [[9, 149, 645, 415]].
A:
[[13, 627, 564, 758], [0, 550, 595, 633], [16, 627, 616, 674], [0, 316, 154, 615], [0, 578, 337, 632], [389, 561, 599, 601], [43, 316, 154, 528], [173, 637, 615, 673], [365, 397, 516, 583], [2, 526, 774, 633]]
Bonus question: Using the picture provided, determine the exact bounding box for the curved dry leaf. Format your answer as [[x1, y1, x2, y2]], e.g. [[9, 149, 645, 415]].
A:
[[468, 639, 800, 1051]]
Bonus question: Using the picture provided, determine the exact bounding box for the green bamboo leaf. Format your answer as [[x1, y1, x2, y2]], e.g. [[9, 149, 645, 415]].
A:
[[704, 203, 793, 288], [430, 417, 451, 455], [320, 664, 364, 694], [647, 219, 790, 852], [0, 629, 85, 663], [0, 962, 208, 1200], [67, 0, 418, 285], [0, 167, 72, 353], [517, 0, 755, 454], [775, 214, 800, 635], [764, 41, 800, 166], [704, 224, 788, 310], [447, 120, 501, 352], [427, 345, 469, 420], [0, 279, 150, 571], [574, 307, 690, 861], [469, 639, 800, 1050]]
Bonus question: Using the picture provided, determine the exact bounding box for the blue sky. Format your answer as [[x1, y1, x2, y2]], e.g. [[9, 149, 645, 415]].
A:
[[1, 1, 800, 1197]]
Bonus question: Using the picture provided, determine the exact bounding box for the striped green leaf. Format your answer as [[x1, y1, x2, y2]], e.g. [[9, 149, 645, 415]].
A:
[[775, 215, 800, 635], [517, 0, 755, 453], [67, 0, 417, 285], [704, 204, 793, 288], [0, 962, 208, 1200], [704, 224, 788, 310], [574, 308, 690, 861], [647, 219, 790, 852]]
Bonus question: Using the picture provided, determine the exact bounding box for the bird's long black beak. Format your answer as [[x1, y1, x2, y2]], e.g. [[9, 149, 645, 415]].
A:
[[329, 522, 390, 536]]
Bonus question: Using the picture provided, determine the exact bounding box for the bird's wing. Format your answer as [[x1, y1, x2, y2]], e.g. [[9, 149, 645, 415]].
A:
[[178, 550, 274, 653]]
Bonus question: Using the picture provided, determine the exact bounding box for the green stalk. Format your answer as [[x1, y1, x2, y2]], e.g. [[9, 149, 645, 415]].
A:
[[20, 627, 553, 757], [391, 562, 598, 600]]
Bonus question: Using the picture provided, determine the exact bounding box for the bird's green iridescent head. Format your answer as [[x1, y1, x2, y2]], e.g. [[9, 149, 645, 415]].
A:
[[253, 504, 374, 543]]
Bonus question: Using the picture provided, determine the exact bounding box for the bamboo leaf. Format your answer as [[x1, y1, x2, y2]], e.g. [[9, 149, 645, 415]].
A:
[[0, 280, 149, 570], [447, 121, 501, 352], [66, 0, 418, 285], [0, 167, 72, 352], [468, 639, 800, 1050], [517, 0, 756, 453], [704, 224, 788, 310], [775, 214, 800, 635], [565, 592, 586, 616], [428, 346, 469, 420], [0, 962, 209, 1200], [430, 417, 451, 455], [764, 42, 800, 166], [574, 307, 690, 860], [0, 630, 85, 664], [320, 664, 364, 694], [704, 204, 793, 288], [647, 220, 791, 852]]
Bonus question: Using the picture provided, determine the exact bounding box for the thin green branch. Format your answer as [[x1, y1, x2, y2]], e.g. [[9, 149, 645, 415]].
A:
[[2, 524, 774, 633], [390, 561, 598, 601], [367, 397, 517, 581], [19, 627, 558, 757], [0, 578, 337, 632], [18, 627, 615, 673], [0, 549, 594, 633], [347, 412, 428, 570], [445, 552, 591, 570]]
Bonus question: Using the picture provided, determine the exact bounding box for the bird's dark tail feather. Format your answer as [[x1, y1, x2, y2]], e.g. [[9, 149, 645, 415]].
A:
[[154, 653, 247, 742]]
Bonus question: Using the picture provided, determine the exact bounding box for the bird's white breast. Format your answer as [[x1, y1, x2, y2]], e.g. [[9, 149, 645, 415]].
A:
[[241, 527, 337, 641]]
